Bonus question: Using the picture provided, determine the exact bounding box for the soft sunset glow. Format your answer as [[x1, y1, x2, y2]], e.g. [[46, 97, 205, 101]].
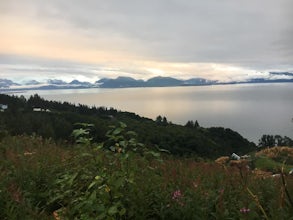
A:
[[0, 0, 292, 82]]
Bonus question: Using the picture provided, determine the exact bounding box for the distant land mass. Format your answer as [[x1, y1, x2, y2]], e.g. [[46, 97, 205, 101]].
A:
[[96, 76, 216, 88], [0, 72, 293, 91]]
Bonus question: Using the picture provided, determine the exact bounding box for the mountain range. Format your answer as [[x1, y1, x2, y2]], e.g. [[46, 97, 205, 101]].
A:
[[0, 72, 293, 91], [95, 76, 216, 88]]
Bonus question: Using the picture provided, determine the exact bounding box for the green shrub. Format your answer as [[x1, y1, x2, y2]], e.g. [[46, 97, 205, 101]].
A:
[[0, 124, 292, 219]]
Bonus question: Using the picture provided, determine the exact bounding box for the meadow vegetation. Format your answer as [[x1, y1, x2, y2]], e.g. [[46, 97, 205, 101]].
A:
[[1, 123, 292, 219], [1, 94, 293, 219]]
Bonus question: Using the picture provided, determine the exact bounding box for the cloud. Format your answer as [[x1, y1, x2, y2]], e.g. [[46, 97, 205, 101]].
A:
[[0, 0, 292, 82], [28, 0, 292, 64], [1, 54, 277, 83]]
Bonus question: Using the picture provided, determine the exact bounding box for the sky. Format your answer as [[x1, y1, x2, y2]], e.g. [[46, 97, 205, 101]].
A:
[[0, 0, 293, 83]]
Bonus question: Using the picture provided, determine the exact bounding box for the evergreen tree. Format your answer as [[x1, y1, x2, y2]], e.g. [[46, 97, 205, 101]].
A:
[[156, 115, 162, 123]]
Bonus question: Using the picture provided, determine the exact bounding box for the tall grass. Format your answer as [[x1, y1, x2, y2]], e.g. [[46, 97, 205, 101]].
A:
[[1, 132, 293, 219]]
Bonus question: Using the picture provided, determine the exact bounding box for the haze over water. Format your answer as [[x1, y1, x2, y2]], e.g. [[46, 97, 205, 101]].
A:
[[18, 83, 293, 144]]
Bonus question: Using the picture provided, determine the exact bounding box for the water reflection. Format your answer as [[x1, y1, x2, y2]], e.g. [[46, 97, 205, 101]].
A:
[[17, 83, 293, 143]]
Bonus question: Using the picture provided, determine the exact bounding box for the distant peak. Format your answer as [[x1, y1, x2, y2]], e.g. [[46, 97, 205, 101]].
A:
[[70, 79, 81, 84], [0, 78, 19, 88], [47, 79, 67, 85], [25, 80, 41, 85]]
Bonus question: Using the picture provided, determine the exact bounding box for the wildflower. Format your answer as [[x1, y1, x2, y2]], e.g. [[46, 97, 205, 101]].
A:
[[172, 190, 182, 200], [240, 207, 250, 214], [172, 190, 184, 206]]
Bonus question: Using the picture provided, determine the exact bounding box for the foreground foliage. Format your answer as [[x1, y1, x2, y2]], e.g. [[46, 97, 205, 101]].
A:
[[1, 125, 292, 219]]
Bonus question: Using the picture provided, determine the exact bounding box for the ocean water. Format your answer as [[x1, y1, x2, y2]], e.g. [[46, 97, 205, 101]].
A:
[[17, 83, 293, 143]]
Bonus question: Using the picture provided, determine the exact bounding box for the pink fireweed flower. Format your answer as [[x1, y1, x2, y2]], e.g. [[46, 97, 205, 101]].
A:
[[172, 190, 182, 200], [240, 207, 250, 214], [172, 189, 184, 206]]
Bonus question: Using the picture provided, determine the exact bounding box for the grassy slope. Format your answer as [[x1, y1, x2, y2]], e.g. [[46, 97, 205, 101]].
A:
[[254, 146, 293, 173], [1, 135, 292, 219]]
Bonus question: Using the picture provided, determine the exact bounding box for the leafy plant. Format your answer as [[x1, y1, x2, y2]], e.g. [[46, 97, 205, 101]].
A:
[[1, 123, 292, 219], [49, 122, 162, 219]]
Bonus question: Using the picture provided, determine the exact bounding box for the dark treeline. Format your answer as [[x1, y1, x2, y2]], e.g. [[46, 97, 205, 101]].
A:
[[258, 134, 293, 148], [0, 94, 256, 158]]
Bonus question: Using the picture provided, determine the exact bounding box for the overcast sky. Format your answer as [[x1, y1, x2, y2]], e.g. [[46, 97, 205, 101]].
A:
[[0, 0, 292, 83]]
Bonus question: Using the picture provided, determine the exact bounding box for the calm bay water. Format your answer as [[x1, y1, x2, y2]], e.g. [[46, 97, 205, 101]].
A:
[[17, 83, 293, 143]]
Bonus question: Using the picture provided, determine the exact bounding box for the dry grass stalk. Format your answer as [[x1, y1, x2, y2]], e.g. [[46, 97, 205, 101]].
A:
[[256, 146, 293, 159], [215, 156, 230, 165]]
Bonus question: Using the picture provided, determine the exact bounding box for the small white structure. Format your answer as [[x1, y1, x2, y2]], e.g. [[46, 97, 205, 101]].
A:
[[231, 153, 241, 160], [0, 104, 8, 112], [33, 107, 51, 112], [272, 174, 281, 178]]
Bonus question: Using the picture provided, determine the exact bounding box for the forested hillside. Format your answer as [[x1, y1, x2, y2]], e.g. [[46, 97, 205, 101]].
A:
[[0, 94, 255, 158], [1, 94, 293, 220]]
